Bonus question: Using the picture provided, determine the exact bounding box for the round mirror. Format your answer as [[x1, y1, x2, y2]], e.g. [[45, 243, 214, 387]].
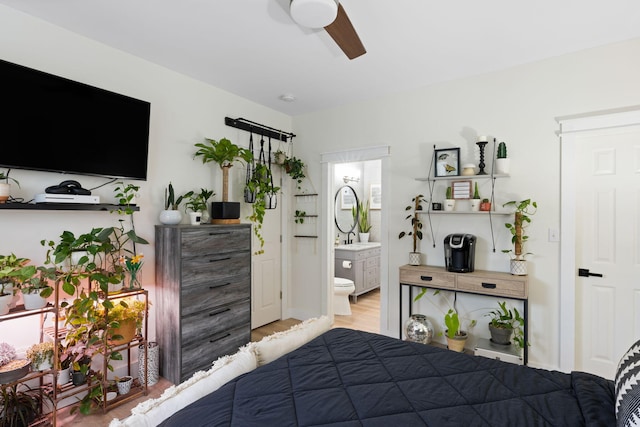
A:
[[334, 185, 360, 235]]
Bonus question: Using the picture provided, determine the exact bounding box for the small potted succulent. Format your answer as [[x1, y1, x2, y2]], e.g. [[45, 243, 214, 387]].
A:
[[26, 342, 54, 371], [159, 182, 193, 225], [444, 186, 455, 211], [184, 188, 215, 225], [479, 198, 492, 211], [495, 141, 510, 174]]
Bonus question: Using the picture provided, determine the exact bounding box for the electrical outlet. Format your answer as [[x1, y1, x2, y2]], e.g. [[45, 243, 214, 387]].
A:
[[548, 228, 560, 242]]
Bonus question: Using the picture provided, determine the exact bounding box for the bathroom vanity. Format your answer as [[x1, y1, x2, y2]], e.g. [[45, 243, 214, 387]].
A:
[[335, 242, 381, 302]]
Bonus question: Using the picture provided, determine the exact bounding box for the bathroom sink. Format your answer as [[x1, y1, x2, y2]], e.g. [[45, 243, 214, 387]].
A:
[[335, 242, 381, 250]]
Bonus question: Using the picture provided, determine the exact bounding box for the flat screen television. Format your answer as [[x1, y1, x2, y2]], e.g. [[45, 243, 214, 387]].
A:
[[0, 58, 150, 180]]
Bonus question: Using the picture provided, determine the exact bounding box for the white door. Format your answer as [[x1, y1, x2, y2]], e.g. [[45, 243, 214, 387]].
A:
[[251, 172, 283, 329], [564, 117, 640, 379]]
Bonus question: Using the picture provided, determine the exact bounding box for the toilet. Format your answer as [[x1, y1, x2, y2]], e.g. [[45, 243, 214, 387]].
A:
[[334, 277, 356, 315]]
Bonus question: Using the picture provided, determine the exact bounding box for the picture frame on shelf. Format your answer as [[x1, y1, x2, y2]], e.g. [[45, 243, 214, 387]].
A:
[[369, 184, 382, 210], [434, 148, 460, 177], [452, 180, 472, 199]]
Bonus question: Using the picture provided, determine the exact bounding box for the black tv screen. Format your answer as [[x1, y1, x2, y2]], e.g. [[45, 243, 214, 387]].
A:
[[0, 59, 150, 180]]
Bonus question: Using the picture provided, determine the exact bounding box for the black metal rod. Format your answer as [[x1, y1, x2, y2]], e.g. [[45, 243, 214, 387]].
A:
[[225, 117, 295, 142]]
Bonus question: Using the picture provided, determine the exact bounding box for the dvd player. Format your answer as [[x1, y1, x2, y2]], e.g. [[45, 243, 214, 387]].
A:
[[35, 194, 100, 204]]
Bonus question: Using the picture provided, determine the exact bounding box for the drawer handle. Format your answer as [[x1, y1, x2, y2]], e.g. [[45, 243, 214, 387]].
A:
[[420, 276, 433, 282], [209, 333, 231, 343], [481, 282, 497, 289], [209, 282, 231, 290], [209, 257, 231, 263], [208, 307, 231, 317], [209, 232, 231, 236]]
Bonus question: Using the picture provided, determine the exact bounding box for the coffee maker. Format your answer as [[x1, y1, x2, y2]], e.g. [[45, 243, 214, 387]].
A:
[[444, 234, 476, 273]]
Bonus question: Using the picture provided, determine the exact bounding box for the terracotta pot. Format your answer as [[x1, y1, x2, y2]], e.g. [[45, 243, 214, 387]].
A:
[[479, 201, 492, 211]]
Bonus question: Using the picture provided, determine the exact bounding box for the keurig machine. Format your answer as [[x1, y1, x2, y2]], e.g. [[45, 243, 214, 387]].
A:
[[444, 234, 476, 273]]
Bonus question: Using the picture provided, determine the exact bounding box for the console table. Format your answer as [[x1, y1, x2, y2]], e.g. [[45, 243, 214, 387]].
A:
[[399, 264, 529, 365]]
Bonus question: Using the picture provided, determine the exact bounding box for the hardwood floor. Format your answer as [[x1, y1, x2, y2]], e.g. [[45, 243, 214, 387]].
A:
[[58, 289, 380, 425]]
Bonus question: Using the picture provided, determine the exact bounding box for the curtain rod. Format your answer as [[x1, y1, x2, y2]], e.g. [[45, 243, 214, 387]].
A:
[[225, 117, 296, 142]]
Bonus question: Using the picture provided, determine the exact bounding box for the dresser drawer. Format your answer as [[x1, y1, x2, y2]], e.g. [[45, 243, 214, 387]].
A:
[[456, 275, 527, 298], [181, 324, 250, 382], [181, 277, 250, 317], [182, 251, 250, 288], [181, 297, 250, 346], [181, 226, 250, 257], [399, 266, 456, 290]]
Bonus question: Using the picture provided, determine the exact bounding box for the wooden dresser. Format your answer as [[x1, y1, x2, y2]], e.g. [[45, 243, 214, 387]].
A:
[[155, 224, 251, 384]]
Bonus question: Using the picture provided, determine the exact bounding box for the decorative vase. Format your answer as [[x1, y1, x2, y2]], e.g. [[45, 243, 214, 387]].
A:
[[188, 211, 202, 225], [446, 331, 468, 352], [139, 341, 159, 386], [408, 252, 421, 266], [495, 158, 510, 174], [470, 199, 481, 212], [359, 232, 370, 243], [159, 209, 182, 225], [510, 259, 528, 275], [404, 314, 434, 344], [126, 271, 141, 290], [23, 290, 48, 310], [117, 375, 133, 395], [489, 323, 513, 345]]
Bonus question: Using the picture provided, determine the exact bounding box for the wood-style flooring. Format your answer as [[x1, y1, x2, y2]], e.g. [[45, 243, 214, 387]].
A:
[[58, 288, 380, 426]]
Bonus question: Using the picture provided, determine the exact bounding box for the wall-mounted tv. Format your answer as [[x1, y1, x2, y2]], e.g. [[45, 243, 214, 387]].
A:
[[0, 59, 150, 180]]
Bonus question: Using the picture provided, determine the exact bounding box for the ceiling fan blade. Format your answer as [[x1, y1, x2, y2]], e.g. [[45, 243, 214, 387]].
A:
[[324, 3, 366, 60]]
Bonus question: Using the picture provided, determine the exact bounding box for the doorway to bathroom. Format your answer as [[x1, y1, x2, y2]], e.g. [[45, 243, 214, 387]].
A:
[[320, 146, 390, 335]]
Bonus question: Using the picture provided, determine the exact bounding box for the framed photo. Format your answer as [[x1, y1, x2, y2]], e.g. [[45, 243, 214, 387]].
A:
[[452, 180, 472, 199], [369, 184, 382, 209], [341, 186, 356, 210], [434, 148, 460, 177]]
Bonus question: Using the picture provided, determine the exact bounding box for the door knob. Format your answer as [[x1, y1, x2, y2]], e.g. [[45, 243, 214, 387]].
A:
[[578, 268, 603, 278]]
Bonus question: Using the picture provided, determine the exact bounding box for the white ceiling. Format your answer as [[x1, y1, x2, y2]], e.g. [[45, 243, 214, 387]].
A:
[[2, 0, 640, 116]]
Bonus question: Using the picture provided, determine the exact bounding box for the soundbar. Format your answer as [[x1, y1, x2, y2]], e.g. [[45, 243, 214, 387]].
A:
[[35, 194, 100, 204]]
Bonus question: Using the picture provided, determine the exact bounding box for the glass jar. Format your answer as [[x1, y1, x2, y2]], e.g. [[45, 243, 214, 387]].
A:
[[404, 314, 434, 344]]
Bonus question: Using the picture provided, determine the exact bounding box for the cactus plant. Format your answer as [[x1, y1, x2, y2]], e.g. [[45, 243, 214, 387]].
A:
[[497, 142, 507, 159]]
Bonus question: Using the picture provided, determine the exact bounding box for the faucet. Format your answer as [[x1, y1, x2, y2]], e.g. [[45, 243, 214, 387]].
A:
[[346, 231, 355, 245]]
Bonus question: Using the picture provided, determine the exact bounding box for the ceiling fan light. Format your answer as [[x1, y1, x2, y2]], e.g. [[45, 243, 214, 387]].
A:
[[290, 0, 338, 29]]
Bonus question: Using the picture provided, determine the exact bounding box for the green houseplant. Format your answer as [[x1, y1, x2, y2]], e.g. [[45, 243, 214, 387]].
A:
[[160, 182, 193, 225], [399, 194, 426, 265], [487, 301, 527, 350], [282, 156, 306, 191], [352, 200, 371, 242], [246, 163, 280, 255], [184, 188, 214, 225], [194, 137, 253, 220], [0, 170, 19, 204], [471, 182, 481, 211], [495, 141, 510, 174], [502, 198, 537, 275], [26, 342, 54, 371], [0, 383, 53, 427]]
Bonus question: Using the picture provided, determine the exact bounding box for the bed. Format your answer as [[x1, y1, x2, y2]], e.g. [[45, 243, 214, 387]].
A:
[[155, 327, 618, 426]]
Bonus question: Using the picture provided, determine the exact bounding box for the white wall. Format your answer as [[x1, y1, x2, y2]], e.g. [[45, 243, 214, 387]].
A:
[[0, 6, 291, 350], [291, 37, 640, 370]]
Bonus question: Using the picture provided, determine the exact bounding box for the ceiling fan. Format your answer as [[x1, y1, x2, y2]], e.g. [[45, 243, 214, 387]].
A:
[[290, 0, 366, 60]]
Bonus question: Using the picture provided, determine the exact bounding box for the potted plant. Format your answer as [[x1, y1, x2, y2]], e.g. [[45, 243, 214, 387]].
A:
[[352, 200, 372, 242], [444, 186, 455, 211], [184, 188, 214, 225], [20, 265, 54, 310], [26, 342, 54, 371], [502, 199, 537, 275], [487, 301, 527, 349], [470, 182, 481, 212], [246, 163, 280, 255], [274, 149, 287, 165], [0, 383, 53, 426], [100, 297, 147, 346], [294, 209, 306, 224], [116, 375, 133, 395], [0, 342, 30, 384], [282, 156, 306, 191], [113, 181, 140, 215], [479, 198, 491, 211], [57, 344, 73, 386], [159, 182, 193, 225], [0, 254, 34, 314], [495, 141, 510, 174], [194, 137, 253, 220], [0, 170, 19, 204], [399, 194, 427, 265]]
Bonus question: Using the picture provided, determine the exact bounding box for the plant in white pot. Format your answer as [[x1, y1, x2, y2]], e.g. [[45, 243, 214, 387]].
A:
[[159, 183, 192, 225], [352, 200, 372, 243], [495, 141, 510, 174], [399, 194, 427, 265], [470, 182, 481, 212], [0, 170, 19, 204], [20, 265, 54, 310], [184, 188, 215, 225], [503, 198, 537, 275], [444, 186, 455, 211]]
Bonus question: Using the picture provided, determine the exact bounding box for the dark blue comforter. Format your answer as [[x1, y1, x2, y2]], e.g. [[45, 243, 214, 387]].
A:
[[160, 328, 615, 426]]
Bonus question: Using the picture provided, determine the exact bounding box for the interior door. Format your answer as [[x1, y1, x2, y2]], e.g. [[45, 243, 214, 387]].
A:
[[251, 171, 283, 329], [574, 125, 640, 379]]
